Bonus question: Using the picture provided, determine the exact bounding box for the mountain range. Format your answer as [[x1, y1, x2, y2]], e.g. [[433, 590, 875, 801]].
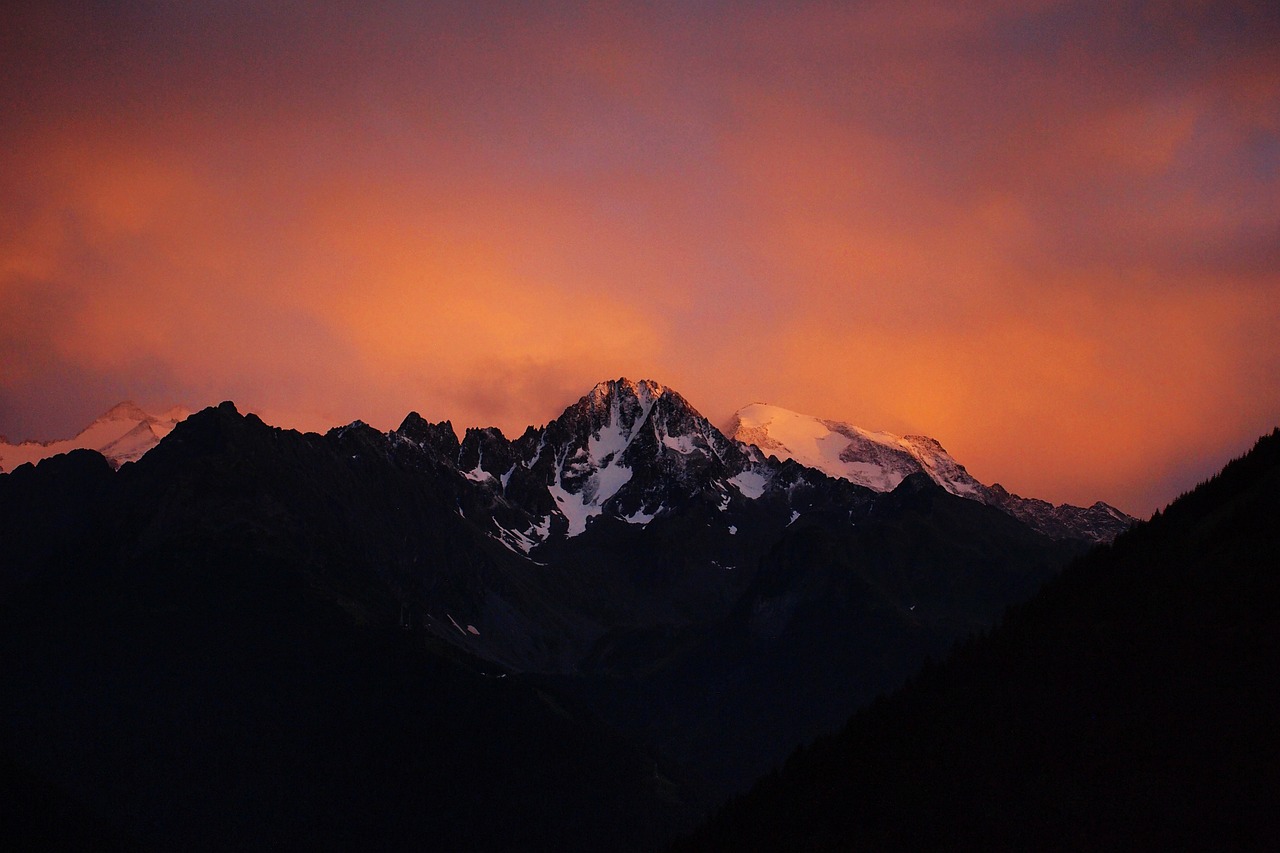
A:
[[1, 378, 1140, 850], [1, 382, 1130, 543]]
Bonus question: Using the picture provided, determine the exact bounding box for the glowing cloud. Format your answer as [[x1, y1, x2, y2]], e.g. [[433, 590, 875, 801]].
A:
[[2, 1, 1277, 515]]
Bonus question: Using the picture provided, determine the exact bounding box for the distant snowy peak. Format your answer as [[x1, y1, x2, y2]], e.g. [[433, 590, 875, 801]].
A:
[[725, 403, 982, 496], [0, 402, 191, 473], [727, 402, 1132, 543]]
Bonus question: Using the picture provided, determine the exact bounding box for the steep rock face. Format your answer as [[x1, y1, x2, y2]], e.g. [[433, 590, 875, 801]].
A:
[[727, 402, 1132, 543], [525, 379, 749, 534]]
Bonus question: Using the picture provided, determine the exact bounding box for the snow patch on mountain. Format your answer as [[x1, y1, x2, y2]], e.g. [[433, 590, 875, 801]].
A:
[[548, 472, 600, 536], [464, 465, 496, 483], [662, 433, 698, 454], [729, 469, 770, 499], [624, 506, 659, 525]]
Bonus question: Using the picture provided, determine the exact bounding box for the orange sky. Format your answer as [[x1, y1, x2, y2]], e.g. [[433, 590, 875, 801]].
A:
[[2, 1, 1278, 516]]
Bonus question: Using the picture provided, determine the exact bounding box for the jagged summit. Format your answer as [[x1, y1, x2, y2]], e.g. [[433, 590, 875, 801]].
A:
[[396, 411, 461, 458], [504, 376, 750, 538], [555, 378, 724, 460], [583, 377, 672, 406]]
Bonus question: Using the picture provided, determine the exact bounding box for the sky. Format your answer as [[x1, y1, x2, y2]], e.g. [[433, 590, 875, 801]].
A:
[[2, 1, 1277, 517]]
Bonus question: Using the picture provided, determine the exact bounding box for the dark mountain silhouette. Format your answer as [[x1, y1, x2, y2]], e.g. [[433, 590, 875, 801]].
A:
[[0, 433, 693, 852], [675, 428, 1280, 851], [0, 381, 1118, 850]]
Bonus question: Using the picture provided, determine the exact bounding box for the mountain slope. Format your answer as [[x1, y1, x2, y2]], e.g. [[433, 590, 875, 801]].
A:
[[726, 402, 1132, 543], [676, 427, 1280, 851]]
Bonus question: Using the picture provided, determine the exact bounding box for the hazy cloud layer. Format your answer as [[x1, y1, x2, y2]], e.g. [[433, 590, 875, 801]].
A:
[[3, 1, 1277, 515]]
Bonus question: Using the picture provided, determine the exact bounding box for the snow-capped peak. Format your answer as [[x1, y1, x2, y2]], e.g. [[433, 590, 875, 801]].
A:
[[0, 402, 191, 473], [726, 402, 1133, 543], [725, 403, 983, 495]]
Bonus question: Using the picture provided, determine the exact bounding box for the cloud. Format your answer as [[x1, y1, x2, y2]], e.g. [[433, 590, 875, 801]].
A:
[[1, 1, 1277, 515]]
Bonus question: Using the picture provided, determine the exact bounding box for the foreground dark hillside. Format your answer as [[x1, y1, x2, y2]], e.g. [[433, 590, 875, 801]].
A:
[[677, 428, 1280, 851], [553, 472, 1077, 798], [0, 417, 692, 851]]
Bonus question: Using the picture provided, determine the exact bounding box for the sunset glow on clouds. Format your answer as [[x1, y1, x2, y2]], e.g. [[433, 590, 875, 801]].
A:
[[2, 1, 1277, 516]]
